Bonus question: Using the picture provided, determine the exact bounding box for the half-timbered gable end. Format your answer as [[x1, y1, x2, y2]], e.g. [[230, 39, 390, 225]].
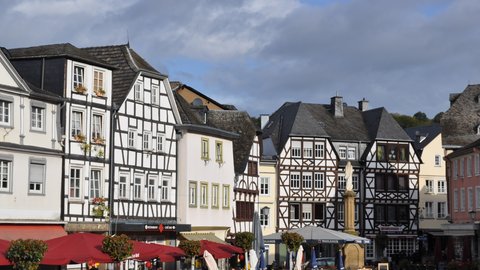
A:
[[262, 97, 421, 260], [0, 49, 65, 237], [7, 44, 114, 233], [84, 45, 183, 243]]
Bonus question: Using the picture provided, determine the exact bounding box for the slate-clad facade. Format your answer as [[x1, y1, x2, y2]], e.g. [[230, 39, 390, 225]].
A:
[[262, 97, 420, 260]]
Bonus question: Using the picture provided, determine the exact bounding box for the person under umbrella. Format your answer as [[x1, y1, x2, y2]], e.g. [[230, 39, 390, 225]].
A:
[[310, 246, 318, 270], [336, 249, 345, 270]]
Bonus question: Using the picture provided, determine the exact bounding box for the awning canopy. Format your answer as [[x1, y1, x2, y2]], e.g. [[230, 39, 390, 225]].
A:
[[180, 232, 227, 244], [0, 225, 66, 241], [264, 226, 371, 244]]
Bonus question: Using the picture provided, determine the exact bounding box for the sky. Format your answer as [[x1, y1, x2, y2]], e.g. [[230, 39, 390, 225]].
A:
[[1, 0, 480, 119]]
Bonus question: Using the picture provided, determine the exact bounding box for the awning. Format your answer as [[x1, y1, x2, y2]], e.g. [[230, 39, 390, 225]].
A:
[[180, 232, 227, 244], [0, 225, 67, 241]]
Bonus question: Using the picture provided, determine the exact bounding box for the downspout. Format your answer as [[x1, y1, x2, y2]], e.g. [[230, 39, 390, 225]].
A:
[[108, 103, 118, 235]]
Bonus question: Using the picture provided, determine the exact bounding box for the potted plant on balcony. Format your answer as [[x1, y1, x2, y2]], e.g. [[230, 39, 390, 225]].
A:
[[74, 133, 86, 143], [74, 84, 87, 94], [94, 88, 106, 97], [91, 197, 109, 218], [92, 136, 105, 145]]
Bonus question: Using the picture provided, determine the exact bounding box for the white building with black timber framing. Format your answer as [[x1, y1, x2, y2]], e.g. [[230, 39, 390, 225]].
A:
[[261, 96, 420, 261], [7, 44, 114, 234], [84, 45, 188, 244]]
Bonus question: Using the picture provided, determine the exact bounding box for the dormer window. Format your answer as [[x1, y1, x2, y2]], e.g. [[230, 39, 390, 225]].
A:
[[73, 66, 85, 89]]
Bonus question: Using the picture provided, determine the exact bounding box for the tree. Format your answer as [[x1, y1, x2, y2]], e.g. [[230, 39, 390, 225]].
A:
[[178, 240, 201, 270], [413, 111, 428, 121], [6, 239, 48, 270], [281, 232, 304, 270], [102, 234, 133, 270]]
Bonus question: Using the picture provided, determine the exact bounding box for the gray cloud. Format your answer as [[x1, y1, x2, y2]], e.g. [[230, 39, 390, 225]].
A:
[[2, 0, 480, 118]]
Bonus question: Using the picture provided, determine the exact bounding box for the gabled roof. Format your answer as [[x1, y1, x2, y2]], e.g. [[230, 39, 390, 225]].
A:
[[206, 110, 257, 174], [7, 43, 113, 69], [262, 102, 372, 154], [446, 137, 480, 159], [405, 125, 442, 154], [171, 82, 236, 110], [82, 45, 165, 106], [362, 107, 412, 141]]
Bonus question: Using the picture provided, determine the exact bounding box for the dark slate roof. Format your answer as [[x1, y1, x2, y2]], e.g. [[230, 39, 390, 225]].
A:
[[174, 90, 205, 125], [441, 84, 480, 147], [27, 82, 63, 103], [405, 125, 442, 154], [82, 45, 165, 106], [263, 102, 411, 154], [362, 107, 412, 141], [7, 43, 113, 69], [262, 102, 372, 154], [446, 137, 480, 159], [206, 110, 257, 174], [171, 81, 235, 110]]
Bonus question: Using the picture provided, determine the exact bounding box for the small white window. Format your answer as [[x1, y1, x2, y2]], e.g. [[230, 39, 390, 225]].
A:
[[338, 174, 346, 190], [133, 175, 143, 200], [31, 106, 45, 131], [157, 133, 165, 152], [339, 146, 347, 159], [200, 182, 208, 207], [337, 203, 344, 221], [151, 85, 159, 105], [260, 177, 269, 195], [189, 181, 197, 207], [222, 185, 230, 208], [302, 203, 312, 221], [71, 111, 83, 138], [119, 174, 129, 199], [29, 159, 45, 194], [290, 172, 300, 189], [89, 169, 102, 199], [161, 175, 170, 201], [69, 167, 82, 199], [128, 129, 136, 148], [134, 83, 142, 101], [147, 176, 157, 201], [435, 155, 441, 167], [426, 180, 434, 193], [314, 143, 324, 158], [0, 100, 12, 126], [291, 141, 301, 158], [302, 172, 312, 189], [347, 148, 356, 160], [143, 131, 152, 151], [212, 184, 219, 208], [73, 66, 85, 89], [437, 180, 446, 193], [303, 141, 313, 158], [425, 202, 433, 218], [314, 173, 324, 189]]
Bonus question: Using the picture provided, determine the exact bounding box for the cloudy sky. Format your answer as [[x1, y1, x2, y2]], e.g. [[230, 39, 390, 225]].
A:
[[2, 0, 480, 118]]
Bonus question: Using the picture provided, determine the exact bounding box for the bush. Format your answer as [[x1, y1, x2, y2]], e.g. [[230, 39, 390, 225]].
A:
[[281, 232, 304, 252], [178, 240, 201, 257], [235, 232, 255, 251], [102, 234, 133, 261], [6, 239, 48, 270]]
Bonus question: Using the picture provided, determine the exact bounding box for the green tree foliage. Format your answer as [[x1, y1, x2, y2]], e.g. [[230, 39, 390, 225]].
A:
[[6, 239, 48, 270], [391, 111, 433, 128], [178, 240, 201, 257], [235, 232, 255, 251], [102, 234, 133, 262], [281, 232, 304, 252]]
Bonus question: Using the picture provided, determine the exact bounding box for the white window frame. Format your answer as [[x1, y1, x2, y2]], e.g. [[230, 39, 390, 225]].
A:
[[291, 141, 301, 158], [338, 203, 344, 221], [147, 176, 157, 201], [91, 114, 103, 141], [339, 146, 347, 159], [143, 131, 152, 151], [290, 203, 300, 221], [352, 174, 359, 190], [347, 147, 356, 160], [212, 184, 219, 208], [201, 137, 209, 160], [302, 172, 312, 189], [189, 181, 197, 207], [69, 167, 82, 200], [260, 177, 269, 195], [302, 203, 312, 221], [93, 69, 105, 93], [0, 100, 12, 126], [161, 175, 170, 201], [200, 182, 208, 207], [151, 85, 159, 105], [314, 142, 324, 158], [73, 65, 85, 89], [437, 180, 446, 193], [128, 129, 136, 148], [133, 175, 144, 201], [31, 106, 45, 131], [303, 141, 313, 158], [425, 201, 433, 218], [222, 184, 230, 208], [435, 155, 441, 167], [426, 179, 434, 193], [437, 202, 447, 219], [338, 174, 346, 190], [71, 111, 83, 138], [314, 172, 324, 189], [290, 172, 300, 189], [119, 174, 129, 199], [29, 159, 45, 195], [134, 83, 142, 102], [89, 169, 102, 199], [157, 133, 165, 152], [215, 141, 223, 163]]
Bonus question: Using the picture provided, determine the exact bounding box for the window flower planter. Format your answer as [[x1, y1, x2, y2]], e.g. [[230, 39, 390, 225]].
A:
[[94, 88, 106, 97], [74, 84, 87, 94], [91, 197, 109, 218], [74, 133, 86, 143], [92, 137, 105, 145]]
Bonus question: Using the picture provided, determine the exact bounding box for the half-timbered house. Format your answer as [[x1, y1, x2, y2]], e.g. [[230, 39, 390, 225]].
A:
[[83, 45, 185, 244], [7, 44, 114, 234], [261, 96, 420, 260], [0, 48, 66, 240]]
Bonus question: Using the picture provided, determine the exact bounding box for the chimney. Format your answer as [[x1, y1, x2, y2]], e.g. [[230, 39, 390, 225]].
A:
[[331, 96, 344, 117], [260, 114, 270, 129], [358, 98, 369, 111]]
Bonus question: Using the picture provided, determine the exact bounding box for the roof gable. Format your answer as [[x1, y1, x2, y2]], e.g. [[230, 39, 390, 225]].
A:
[[0, 49, 30, 94], [362, 107, 412, 141]]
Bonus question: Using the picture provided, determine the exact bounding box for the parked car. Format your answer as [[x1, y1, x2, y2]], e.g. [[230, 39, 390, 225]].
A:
[[306, 257, 336, 270]]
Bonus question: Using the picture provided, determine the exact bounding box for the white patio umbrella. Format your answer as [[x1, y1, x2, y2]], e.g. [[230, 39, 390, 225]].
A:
[[203, 250, 219, 270], [249, 249, 258, 270], [294, 245, 304, 270], [264, 226, 370, 244]]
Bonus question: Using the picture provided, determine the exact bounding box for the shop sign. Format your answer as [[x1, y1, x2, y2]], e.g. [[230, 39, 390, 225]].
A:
[[144, 224, 176, 232]]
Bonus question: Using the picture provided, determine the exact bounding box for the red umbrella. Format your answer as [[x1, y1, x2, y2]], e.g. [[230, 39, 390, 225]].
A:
[[0, 239, 11, 265], [200, 240, 243, 259], [41, 233, 113, 265], [129, 241, 185, 262]]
